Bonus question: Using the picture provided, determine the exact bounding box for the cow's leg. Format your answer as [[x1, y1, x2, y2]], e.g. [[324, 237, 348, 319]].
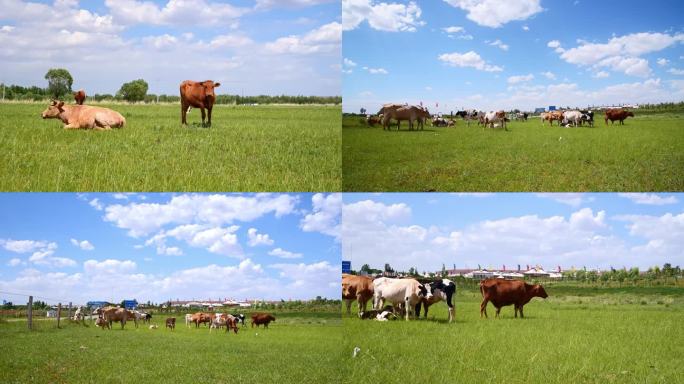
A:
[[200, 108, 206, 127], [519, 306, 524, 318], [207, 107, 213, 127], [404, 298, 411, 321], [414, 302, 422, 318], [181, 103, 188, 125], [344, 299, 351, 315], [480, 299, 488, 318], [514, 305, 519, 318], [495, 307, 501, 318]]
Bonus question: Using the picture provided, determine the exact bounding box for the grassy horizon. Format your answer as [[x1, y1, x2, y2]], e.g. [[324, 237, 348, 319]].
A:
[[342, 112, 684, 191], [0, 103, 341, 191]]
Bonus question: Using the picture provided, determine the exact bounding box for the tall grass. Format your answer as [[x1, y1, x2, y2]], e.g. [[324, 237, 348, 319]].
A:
[[0, 311, 342, 383], [0, 103, 341, 191], [342, 112, 684, 191], [342, 285, 684, 383]]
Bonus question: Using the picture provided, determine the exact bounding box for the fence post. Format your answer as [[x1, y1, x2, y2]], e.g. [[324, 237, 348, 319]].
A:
[[27, 296, 33, 330], [68, 302, 72, 320], [57, 303, 61, 329]]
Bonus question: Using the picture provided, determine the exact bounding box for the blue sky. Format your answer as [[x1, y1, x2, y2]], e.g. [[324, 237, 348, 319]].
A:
[[342, 0, 684, 113], [0, 0, 340, 95], [342, 193, 684, 272], [0, 193, 341, 304]]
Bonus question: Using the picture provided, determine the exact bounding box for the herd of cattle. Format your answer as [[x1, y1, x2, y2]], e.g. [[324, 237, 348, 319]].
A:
[[73, 305, 276, 333], [342, 274, 548, 322], [40, 80, 221, 130], [366, 103, 636, 131]]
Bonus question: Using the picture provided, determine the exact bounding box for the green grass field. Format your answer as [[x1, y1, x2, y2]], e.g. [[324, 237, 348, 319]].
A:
[[342, 112, 684, 191], [341, 284, 684, 383], [0, 311, 341, 383], [0, 102, 341, 191]]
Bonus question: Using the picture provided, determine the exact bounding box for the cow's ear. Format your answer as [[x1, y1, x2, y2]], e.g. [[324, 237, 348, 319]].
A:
[[214, 82, 221, 88], [57, 101, 65, 110]]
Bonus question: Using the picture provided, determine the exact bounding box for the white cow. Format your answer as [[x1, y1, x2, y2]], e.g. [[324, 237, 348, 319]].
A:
[[372, 277, 431, 321], [562, 110, 583, 127], [185, 314, 194, 328], [483, 111, 507, 130]]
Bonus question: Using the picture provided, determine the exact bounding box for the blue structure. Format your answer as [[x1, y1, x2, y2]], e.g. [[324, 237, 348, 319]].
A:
[[123, 299, 138, 309], [548, 105, 557, 111], [342, 261, 351, 274], [534, 107, 546, 114], [87, 301, 109, 308]]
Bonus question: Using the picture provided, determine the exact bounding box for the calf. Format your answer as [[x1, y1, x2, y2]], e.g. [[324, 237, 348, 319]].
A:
[[480, 279, 548, 318], [166, 317, 176, 330], [73, 89, 86, 105]]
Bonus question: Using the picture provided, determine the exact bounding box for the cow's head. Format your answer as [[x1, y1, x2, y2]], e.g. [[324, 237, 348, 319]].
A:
[[42, 100, 64, 119], [532, 284, 548, 299], [418, 283, 433, 300], [202, 80, 220, 101], [626, 111, 634, 117]]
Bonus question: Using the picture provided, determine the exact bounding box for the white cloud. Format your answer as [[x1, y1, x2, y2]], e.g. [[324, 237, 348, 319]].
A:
[[7, 258, 22, 267], [112, 193, 129, 200], [104, 194, 297, 238], [148, 224, 243, 258], [614, 212, 684, 260], [541, 71, 556, 80], [89, 198, 103, 211], [363, 66, 388, 74], [265, 22, 340, 54], [343, 0, 424, 32], [247, 228, 274, 247], [618, 193, 679, 206], [593, 71, 610, 78], [300, 194, 342, 240], [657, 58, 670, 66], [443, 26, 464, 34], [255, 0, 335, 9], [84, 259, 137, 274], [344, 200, 629, 272], [104, 0, 249, 26], [668, 68, 684, 75], [553, 32, 684, 77], [522, 25, 529, 31], [1, 239, 54, 254], [70, 238, 94, 251], [508, 73, 534, 84], [489, 39, 509, 51], [438, 51, 503, 72], [443, 0, 543, 28], [344, 58, 357, 67], [268, 247, 303, 259], [536, 193, 594, 207]]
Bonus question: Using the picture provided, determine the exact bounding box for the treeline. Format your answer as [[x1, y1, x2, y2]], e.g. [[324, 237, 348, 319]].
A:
[[0, 83, 340, 105]]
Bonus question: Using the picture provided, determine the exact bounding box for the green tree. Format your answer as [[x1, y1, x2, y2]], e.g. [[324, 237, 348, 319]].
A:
[[44, 68, 73, 99], [117, 79, 148, 103], [441, 263, 447, 278], [360, 264, 371, 274]]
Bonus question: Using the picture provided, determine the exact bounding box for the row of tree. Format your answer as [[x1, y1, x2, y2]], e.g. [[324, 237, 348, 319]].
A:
[[1, 68, 341, 105]]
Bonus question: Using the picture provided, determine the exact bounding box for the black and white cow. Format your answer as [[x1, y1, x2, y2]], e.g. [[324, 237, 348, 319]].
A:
[[415, 279, 456, 323], [231, 313, 246, 326], [579, 110, 594, 127]]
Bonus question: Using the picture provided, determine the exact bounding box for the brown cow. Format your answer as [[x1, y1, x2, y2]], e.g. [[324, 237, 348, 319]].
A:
[[166, 317, 176, 330], [41, 100, 125, 130], [73, 89, 86, 105], [604, 109, 634, 125], [480, 279, 548, 318], [191, 312, 212, 328], [342, 274, 374, 316], [366, 115, 382, 126], [180, 80, 221, 127], [251, 313, 276, 328], [101, 307, 136, 329], [225, 315, 239, 334], [382, 105, 430, 131]]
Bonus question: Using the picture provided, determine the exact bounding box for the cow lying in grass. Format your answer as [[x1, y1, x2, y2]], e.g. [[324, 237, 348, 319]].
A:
[[41, 100, 126, 131]]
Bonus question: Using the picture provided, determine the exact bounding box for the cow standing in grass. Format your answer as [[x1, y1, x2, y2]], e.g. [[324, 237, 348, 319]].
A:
[[73, 89, 86, 105], [251, 313, 276, 328], [180, 80, 221, 127], [604, 109, 634, 125], [342, 274, 374, 316], [480, 279, 548, 318]]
